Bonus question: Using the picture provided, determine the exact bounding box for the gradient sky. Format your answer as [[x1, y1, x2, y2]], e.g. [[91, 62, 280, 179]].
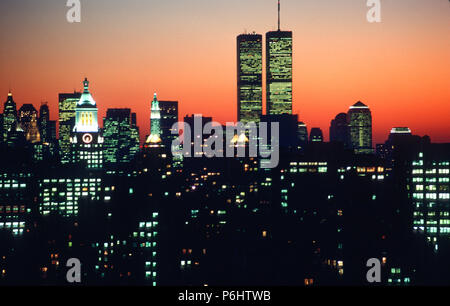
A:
[[0, 0, 449, 144]]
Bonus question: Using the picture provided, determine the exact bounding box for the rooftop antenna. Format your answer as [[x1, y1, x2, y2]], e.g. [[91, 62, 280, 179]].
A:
[[278, 0, 281, 31]]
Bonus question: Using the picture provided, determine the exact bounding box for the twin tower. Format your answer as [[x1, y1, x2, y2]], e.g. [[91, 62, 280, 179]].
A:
[[237, 29, 292, 124]]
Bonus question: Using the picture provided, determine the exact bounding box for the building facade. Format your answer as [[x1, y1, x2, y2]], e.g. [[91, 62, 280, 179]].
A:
[[348, 101, 373, 154], [70, 78, 103, 169], [266, 30, 293, 115], [159, 101, 178, 149], [103, 108, 140, 165], [59, 92, 81, 162], [237, 33, 263, 123], [2, 92, 17, 142]]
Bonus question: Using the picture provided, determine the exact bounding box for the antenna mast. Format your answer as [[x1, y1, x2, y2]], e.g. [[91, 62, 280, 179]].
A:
[[278, 0, 280, 31]]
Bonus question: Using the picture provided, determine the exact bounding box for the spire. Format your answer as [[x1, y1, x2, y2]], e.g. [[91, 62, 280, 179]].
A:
[[83, 78, 89, 92], [77, 77, 96, 106]]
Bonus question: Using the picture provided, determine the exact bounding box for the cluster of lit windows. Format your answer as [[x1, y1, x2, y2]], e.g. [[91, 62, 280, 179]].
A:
[[77, 146, 103, 168], [287, 162, 328, 174], [134, 213, 159, 286], [39, 178, 109, 217], [0, 174, 31, 236], [411, 153, 450, 243], [0, 221, 25, 236]]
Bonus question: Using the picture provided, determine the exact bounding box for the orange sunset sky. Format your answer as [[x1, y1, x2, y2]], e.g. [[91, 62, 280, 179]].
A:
[[0, 0, 449, 144]]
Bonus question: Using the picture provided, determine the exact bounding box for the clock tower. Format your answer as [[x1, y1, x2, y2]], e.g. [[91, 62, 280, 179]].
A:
[[71, 78, 104, 168]]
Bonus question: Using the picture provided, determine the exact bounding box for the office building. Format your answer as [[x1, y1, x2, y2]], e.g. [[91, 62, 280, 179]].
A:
[[330, 113, 349, 147], [59, 91, 81, 162], [103, 108, 140, 165], [70, 78, 103, 169], [266, 2, 292, 115], [2, 92, 17, 142], [159, 101, 178, 149], [237, 33, 263, 123], [348, 101, 373, 154]]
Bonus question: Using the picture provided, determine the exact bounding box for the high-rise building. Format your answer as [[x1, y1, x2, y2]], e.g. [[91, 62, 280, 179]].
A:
[[266, 2, 292, 115], [145, 93, 162, 146], [348, 101, 373, 154], [70, 78, 103, 169], [59, 91, 81, 162], [38, 103, 56, 143], [297, 121, 308, 150], [159, 101, 178, 149], [309, 128, 323, 143], [260, 114, 298, 149], [38, 175, 112, 217], [237, 33, 263, 123], [330, 113, 349, 147], [103, 108, 140, 165], [130, 112, 140, 158], [26, 114, 41, 144], [0, 172, 33, 236], [2, 92, 17, 142], [410, 145, 450, 248], [183, 114, 212, 157], [18, 104, 38, 135]]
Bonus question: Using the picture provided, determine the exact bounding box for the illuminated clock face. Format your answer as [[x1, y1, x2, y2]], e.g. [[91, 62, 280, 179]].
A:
[[82, 133, 93, 144]]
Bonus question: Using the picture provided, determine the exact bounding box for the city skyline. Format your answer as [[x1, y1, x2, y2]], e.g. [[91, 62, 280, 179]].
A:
[[1, 0, 449, 145], [1, 0, 450, 289]]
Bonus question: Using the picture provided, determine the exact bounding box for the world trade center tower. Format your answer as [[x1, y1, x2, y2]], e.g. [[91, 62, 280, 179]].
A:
[[237, 33, 263, 124], [266, 29, 292, 115]]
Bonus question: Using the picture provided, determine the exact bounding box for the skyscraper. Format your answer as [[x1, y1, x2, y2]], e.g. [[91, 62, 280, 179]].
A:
[[297, 121, 308, 150], [348, 101, 373, 154], [2, 91, 17, 142], [103, 108, 140, 165], [237, 33, 263, 123], [39, 103, 49, 141], [146, 93, 162, 146], [18, 104, 37, 131], [18, 104, 40, 143], [266, 1, 292, 115], [183, 114, 213, 157], [130, 112, 140, 158], [59, 91, 81, 162], [330, 113, 350, 147], [71, 78, 103, 169], [411, 145, 450, 246], [159, 100, 178, 149]]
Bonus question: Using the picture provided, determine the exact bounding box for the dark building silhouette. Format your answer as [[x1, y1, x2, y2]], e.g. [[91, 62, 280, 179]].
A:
[[182, 115, 213, 158], [297, 121, 308, 150], [38, 103, 57, 144], [2, 91, 17, 142], [330, 112, 349, 147], [159, 100, 179, 149], [260, 114, 298, 149], [309, 127, 323, 143]]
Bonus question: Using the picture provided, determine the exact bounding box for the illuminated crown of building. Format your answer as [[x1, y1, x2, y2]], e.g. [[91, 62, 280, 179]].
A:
[[78, 78, 96, 107], [349, 101, 369, 110], [73, 78, 99, 133], [146, 92, 162, 144]]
